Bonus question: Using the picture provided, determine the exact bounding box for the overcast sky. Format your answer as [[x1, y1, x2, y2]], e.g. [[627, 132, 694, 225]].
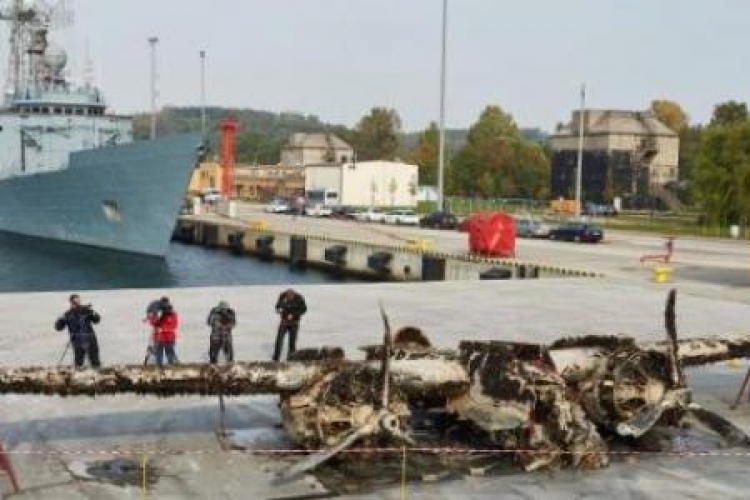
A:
[[45, 0, 750, 131]]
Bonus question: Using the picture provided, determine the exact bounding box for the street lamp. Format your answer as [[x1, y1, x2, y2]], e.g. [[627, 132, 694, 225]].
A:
[[200, 50, 207, 138], [575, 84, 586, 218], [437, 0, 448, 212], [148, 36, 159, 140]]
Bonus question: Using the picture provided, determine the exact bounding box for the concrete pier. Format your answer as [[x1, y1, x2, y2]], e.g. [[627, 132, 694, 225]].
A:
[[175, 214, 603, 281]]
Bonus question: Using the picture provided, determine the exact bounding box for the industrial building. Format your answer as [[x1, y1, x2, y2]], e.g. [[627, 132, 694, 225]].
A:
[[280, 133, 354, 167], [234, 165, 305, 201], [305, 161, 419, 208], [549, 110, 679, 208]]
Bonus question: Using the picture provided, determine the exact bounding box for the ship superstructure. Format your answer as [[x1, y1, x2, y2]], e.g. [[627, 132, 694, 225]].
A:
[[0, 0, 133, 178]]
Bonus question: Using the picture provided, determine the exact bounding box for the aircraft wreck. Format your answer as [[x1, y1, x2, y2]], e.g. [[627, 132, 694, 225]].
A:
[[0, 290, 748, 485]]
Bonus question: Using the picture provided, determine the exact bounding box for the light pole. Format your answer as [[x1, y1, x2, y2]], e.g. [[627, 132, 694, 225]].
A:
[[148, 36, 159, 140], [575, 84, 586, 218], [200, 50, 207, 137], [437, 0, 448, 212]]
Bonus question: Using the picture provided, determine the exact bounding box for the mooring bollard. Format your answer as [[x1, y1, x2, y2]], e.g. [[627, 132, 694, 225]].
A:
[[653, 266, 673, 284]]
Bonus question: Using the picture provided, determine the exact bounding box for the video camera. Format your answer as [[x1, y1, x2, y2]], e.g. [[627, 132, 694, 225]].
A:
[[214, 306, 234, 326]]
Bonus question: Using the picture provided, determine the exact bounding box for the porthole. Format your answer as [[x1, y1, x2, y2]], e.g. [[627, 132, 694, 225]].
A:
[[102, 200, 122, 222]]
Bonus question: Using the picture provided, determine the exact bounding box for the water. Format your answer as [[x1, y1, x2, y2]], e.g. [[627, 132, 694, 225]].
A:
[[0, 233, 355, 293]]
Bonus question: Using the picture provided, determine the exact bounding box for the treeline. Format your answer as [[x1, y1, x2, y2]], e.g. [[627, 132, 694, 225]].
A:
[[650, 99, 750, 225], [135, 105, 550, 200]]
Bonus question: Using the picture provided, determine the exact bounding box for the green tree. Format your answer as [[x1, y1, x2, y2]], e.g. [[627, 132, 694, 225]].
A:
[[650, 99, 689, 133], [410, 122, 440, 185], [353, 107, 402, 161], [692, 120, 750, 224], [678, 125, 703, 182], [711, 101, 749, 127], [448, 105, 549, 199]]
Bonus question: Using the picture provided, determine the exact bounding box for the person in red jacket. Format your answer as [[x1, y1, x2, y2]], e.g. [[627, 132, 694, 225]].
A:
[[149, 297, 179, 366]]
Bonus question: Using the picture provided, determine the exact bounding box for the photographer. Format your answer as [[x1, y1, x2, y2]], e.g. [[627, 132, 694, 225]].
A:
[[55, 294, 102, 368], [147, 297, 179, 367], [207, 301, 236, 364], [273, 289, 307, 362]]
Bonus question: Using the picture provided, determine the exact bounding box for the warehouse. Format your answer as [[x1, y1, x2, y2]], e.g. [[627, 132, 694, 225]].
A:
[[305, 161, 419, 208]]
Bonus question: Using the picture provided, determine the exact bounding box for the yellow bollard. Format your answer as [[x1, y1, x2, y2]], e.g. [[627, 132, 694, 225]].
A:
[[653, 266, 673, 284]]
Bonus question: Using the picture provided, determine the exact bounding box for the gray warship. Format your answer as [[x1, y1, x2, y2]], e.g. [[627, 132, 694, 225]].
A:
[[0, 1, 201, 257]]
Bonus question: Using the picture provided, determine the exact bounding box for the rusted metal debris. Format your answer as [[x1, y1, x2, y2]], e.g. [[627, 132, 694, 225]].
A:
[[0, 290, 748, 484]]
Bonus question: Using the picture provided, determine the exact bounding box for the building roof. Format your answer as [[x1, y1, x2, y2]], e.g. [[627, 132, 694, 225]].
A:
[[553, 110, 678, 138], [284, 133, 352, 151]]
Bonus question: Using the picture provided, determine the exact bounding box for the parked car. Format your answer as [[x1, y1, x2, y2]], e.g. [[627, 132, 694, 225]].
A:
[[384, 209, 420, 226], [200, 189, 221, 203], [549, 222, 604, 243], [583, 203, 619, 217], [264, 198, 291, 214], [420, 211, 459, 230], [304, 203, 333, 217], [331, 206, 358, 220], [354, 208, 387, 223], [515, 216, 551, 238]]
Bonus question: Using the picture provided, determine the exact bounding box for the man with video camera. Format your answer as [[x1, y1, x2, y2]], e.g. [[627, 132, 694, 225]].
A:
[[273, 289, 307, 362], [55, 294, 102, 368], [207, 301, 236, 364]]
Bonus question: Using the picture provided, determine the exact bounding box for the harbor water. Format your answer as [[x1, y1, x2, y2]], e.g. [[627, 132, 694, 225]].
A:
[[0, 232, 355, 293]]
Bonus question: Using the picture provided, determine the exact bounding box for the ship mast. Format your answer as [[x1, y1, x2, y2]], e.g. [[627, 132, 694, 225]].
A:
[[1, 0, 23, 103], [0, 0, 62, 105]]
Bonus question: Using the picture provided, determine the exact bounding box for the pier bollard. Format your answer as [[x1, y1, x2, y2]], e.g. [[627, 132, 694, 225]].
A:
[[227, 232, 245, 256], [324, 245, 348, 266], [289, 236, 308, 269], [479, 268, 513, 281], [422, 255, 446, 281], [255, 235, 275, 261], [368, 252, 393, 276]]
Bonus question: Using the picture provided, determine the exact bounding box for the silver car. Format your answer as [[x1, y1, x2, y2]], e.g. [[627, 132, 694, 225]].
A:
[[515, 216, 551, 238]]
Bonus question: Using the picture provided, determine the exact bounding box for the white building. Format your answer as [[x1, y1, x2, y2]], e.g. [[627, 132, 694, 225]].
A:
[[305, 161, 419, 208]]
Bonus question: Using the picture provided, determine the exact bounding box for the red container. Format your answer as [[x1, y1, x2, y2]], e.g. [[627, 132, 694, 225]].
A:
[[466, 212, 516, 258]]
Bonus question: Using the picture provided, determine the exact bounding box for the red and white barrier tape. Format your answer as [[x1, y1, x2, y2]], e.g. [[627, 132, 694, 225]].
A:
[[2, 447, 750, 458]]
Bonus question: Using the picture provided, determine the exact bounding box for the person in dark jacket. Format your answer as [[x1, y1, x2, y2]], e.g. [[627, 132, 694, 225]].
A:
[[148, 297, 179, 367], [207, 301, 236, 364], [273, 289, 307, 361], [55, 294, 102, 368]]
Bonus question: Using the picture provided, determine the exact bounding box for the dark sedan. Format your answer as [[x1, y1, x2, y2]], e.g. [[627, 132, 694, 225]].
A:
[[549, 222, 604, 243], [420, 211, 459, 230]]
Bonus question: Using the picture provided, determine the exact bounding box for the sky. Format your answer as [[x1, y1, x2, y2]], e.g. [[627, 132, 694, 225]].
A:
[[32, 0, 750, 131]]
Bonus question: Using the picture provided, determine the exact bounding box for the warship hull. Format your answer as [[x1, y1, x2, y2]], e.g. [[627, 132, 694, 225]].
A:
[[0, 134, 201, 257]]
